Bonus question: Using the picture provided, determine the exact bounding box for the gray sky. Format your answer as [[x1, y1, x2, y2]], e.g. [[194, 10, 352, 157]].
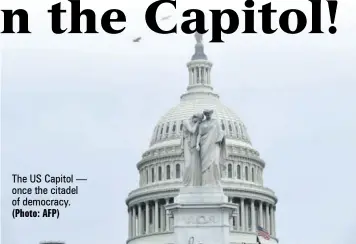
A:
[[1, 0, 356, 244]]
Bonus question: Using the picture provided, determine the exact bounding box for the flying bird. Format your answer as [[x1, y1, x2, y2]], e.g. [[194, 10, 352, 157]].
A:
[[133, 37, 142, 42], [161, 15, 172, 21]]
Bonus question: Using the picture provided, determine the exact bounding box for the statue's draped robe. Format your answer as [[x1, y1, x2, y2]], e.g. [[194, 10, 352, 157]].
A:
[[181, 120, 202, 186], [198, 119, 227, 186]]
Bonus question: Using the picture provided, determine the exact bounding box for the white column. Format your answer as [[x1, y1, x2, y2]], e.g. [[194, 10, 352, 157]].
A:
[[240, 198, 245, 231], [137, 204, 142, 235], [148, 168, 151, 184], [192, 68, 195, 85], [189, 68, 192, 85], [131, 206, 136, 237], [160, 203, 165, 231], [270, 206, 274, 236], [245, 203, 248, 231], [170, 163, 173, 179], [234, 198, 239, 230], [266, 204, 270, 233], [145, 202, 149, 234], [204, 66, 208, 85], [259, 201, 263, 227], [207, 69, 211, 84], [128, 207, 132, 238], [228, 198, 233, 231], [191, 68, 195, 84], [165, 198, 170, 231], [154, 200, 159, 232], [273, 206, 276, 236], [196, 67, 199, 83], [251, 200, 256, 232]]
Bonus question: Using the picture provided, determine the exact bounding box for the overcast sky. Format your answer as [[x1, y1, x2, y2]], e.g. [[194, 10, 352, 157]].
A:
[[1, 0, 356, 244]]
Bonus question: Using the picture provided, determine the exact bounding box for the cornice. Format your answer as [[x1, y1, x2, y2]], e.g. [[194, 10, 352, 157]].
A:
[[137, 146, 265, 169], [126, 183, 277, 207]]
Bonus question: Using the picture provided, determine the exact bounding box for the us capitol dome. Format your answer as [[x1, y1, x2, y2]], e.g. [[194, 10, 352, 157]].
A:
[[126, 35, 278, 244]]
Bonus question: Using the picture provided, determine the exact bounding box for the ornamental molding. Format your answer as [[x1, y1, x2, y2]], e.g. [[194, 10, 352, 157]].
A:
[[137, 149, 265, 169], [141, 142, 261, 161], [128, 190, 276, 209], [126, 184, 277, 206]]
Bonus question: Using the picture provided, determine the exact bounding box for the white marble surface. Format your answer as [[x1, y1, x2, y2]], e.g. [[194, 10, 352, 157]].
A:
[[167, 186, 237, 244], [175, 186, 228, 204]]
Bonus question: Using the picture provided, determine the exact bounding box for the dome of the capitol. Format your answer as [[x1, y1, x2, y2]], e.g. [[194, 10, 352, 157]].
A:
[[126, 34, 279, 244], [149, 94, 253, 150]]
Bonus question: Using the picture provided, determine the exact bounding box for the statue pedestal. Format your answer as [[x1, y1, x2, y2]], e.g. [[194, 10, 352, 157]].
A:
[[166, 186, 237, 244]]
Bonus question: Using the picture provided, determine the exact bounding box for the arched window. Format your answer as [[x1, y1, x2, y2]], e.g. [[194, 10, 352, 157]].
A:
[[160, 126, 164, 135], [228, 164, 233, 178], [180, 123, 183, 131], [146, 169, 149, 184], [158, 166, 162, 181], [228, 122, 233, 132], [172, 124, 176, 132], [176, 164, 181, 178], [237, 165, 241, 179], [251, 168, 255, 182], [245, 166, 249, 181], [166, 165, 171, 180], [151, 168, 155, 182], [166, 124, 170, 133]]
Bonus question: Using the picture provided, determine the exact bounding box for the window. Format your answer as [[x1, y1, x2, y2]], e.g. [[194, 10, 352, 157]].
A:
[[158, 166, 162, 181], [172, 124, 176, 132], [160, 126, 164, 135], [228, 164, 232, 178], [237, 165, 241, 179], [251, 168, 255, 182], [176, 164, 181, 178], [221, 120, 225, 130], [151, 168, 155, 182], [146, 169, 148, 184], [180, 123, 183, 131], [166, 165, 171, 180], [245, 166, 249, 181], [166, 124, 170, 133], [228, 122, 233, 132]]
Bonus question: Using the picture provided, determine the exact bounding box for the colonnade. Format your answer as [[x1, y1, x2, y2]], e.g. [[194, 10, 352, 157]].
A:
[[128, 197, 276, 239], [128, 198, 173, 239], [228, 197, 276, 236], [189, 66, 211, 85]]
